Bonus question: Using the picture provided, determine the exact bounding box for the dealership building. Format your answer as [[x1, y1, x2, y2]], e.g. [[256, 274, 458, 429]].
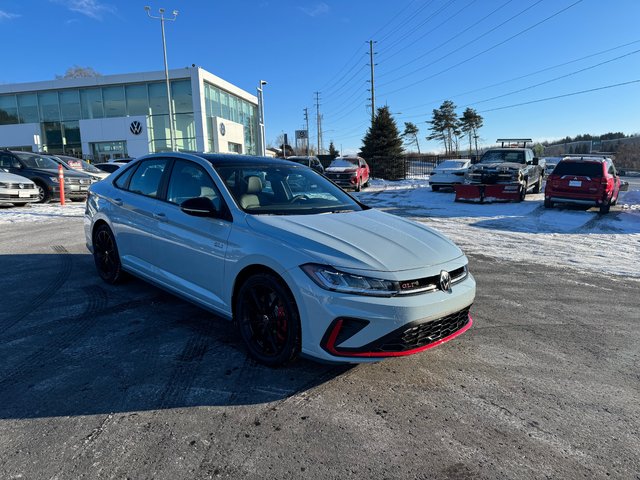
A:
[[0, 67, 262, 162]]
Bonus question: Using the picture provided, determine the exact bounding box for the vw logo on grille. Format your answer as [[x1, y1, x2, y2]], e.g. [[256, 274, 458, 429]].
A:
[[18, 183, 24, 189], [439, 270, 452, 293], [130, 120, 143, 135]]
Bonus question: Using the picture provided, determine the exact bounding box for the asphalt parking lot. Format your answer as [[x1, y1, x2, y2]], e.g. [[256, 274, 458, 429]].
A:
[[0, 216, 639, 479]]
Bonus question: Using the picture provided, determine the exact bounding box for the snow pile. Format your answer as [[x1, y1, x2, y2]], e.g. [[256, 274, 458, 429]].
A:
[[0, 203, 85, 224], [359, 179, 640, 279]]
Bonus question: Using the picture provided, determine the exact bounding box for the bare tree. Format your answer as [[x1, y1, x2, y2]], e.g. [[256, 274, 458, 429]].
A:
[[56, 65, 102, 79]]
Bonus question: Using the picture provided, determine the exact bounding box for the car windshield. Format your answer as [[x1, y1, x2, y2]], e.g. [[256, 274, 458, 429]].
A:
[[438, 160, 467, 169], [15, 153, 59, 170], [59, 157, 101, 173], [215, 163, 363, 215], [480, 150, 525, 164], [329, 158, 358, 168], [553, 161, 603, 177]]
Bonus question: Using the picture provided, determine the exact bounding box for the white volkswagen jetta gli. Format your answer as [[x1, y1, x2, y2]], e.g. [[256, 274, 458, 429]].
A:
[[85, 153, 475, 366]]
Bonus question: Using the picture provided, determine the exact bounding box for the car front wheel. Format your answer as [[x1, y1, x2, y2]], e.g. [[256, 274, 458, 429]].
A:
[[35, 182, 51, 204], [93, 224, 125, 284], [235, 273, 301, 367], [533, 176, 542, 193]]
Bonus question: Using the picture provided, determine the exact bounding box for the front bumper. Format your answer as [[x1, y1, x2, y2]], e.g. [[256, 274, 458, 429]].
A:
[[0, 189, 40, 203], [454, 183, 522, 202], [284, 265, 476, 363]]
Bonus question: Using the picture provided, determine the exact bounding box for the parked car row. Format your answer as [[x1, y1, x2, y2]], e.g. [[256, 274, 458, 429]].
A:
[[284, 155, 371, 192], [0, 150, 124, 206]]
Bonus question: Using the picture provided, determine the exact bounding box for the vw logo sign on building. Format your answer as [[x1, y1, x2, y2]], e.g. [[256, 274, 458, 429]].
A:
[[130, 120, 143, 135]]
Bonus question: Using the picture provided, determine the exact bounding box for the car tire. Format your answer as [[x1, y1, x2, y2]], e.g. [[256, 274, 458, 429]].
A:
[[599, 200, 611, 214], [12, 203, 28, 207], [235, 273, 301, 367], [355, 179, 362, 192], [363, 178, 370, 188], [519, 182, 527, 201], [544, 198, 553, 209], [533, 176, 542, 194], [92, 224, 126, 284], [34, 181, 51, 204], [431, 185, 440, 192]]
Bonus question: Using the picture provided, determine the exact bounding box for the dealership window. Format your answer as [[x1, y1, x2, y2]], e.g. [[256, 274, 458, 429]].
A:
[[80, 88, 104, 119], [125, 84, 149, 116], [38, 92, 60, 122], [59, 90, 81, 121], [171, 80, 192, 114], [17, 93, 39, 123], [148, 83, 169, 115], [228, 142, 242, 154], [103, 86, 126, 118], [0, 95, 19, 125]]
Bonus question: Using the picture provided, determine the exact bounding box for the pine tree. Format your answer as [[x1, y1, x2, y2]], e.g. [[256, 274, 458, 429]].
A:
[[427, 100, 460, 156], [360, 106, 404, 160], [328, 141, 339, 157], [402, 122, 421, 154], [360, 107, 404, 179], [459, 107, 483, 157]]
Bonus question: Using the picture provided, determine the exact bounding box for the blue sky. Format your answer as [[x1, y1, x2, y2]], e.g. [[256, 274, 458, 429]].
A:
[[1, 0, 639, 154]]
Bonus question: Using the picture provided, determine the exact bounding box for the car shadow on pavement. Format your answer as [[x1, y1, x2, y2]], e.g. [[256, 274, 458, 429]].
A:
[[0, 253, 353, 419]]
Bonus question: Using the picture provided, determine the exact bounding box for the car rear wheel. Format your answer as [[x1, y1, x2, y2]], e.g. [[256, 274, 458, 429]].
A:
[[431, 185, 440, 192], [599, 200, 611, 214], [235, 273, 301, 367], [34, 182, 51, 204], [92, 224, 125, 284], [544, 198, 553, 209]]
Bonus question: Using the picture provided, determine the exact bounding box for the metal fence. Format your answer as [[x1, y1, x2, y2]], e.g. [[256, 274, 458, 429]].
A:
[[370, 155, 476, 181]]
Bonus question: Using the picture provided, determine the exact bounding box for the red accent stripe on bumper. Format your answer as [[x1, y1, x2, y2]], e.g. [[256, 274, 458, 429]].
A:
[[324, 314, 473, 358]]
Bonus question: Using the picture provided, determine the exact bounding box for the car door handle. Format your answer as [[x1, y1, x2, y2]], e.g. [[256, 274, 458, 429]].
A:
[[112, 198, 123, 206], [153, 212, 167, 222]]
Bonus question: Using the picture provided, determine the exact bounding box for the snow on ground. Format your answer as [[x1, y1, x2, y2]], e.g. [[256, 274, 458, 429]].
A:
[[1, 179, 639, 279], [356, 179, 640, 279]]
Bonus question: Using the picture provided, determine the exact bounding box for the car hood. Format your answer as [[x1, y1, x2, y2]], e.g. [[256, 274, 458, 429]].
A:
[[326, 166, 358, 173], [245, 209, 463, 273], [0, 172, 35, 184], [470, 162, 523, 171], [26, 168, 92, 178]]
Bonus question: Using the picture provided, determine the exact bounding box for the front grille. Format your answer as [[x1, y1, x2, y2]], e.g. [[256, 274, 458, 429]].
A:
[[326, 173, 352, 181], [0, 183, 35, 189], [374, 307, 470, 353], [397, 265, 468, 294]]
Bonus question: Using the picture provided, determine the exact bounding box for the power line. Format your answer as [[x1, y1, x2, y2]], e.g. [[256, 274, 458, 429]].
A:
[[377, 0, 437, 44], [397, 38, 640, 114], [480, 79, 640, 113], [378, 0, 456, 56], [369, 0, 421, 42], [379, 0, 583, 96], [378, 0, 546, 89], [377, 0, 515, 79], [466, 48, 640, 107]]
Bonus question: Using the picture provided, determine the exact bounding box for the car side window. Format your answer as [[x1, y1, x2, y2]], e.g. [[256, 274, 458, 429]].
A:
[[0, 154, 13, 168], [114, 164, 138, 190], [167, 160, 221, 210], [127, 159, 167, 198]]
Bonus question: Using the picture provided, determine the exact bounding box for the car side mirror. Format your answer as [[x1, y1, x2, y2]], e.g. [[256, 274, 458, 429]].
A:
[[180, 197, 219, 218], [532, 158, 539, 166]]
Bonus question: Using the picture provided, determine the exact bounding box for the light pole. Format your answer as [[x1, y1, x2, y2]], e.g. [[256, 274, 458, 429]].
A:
[[257, 80, 267, 156], [145, 6, 178, 152]]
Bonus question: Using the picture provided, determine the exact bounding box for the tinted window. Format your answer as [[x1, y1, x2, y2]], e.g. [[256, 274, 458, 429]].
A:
[[127, 159, 167, 198], [15, 153, 59, 169], [167, 160, 221, 210], [215, 163, 363, 215], [114, 164, 138, 189], [481, 150, 525, 164], [553, 162, 603, 177]]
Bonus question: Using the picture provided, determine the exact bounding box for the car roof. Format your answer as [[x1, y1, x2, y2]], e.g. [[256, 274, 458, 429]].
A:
[[559, 156, 609, 163], [138, 152, 300, 168]]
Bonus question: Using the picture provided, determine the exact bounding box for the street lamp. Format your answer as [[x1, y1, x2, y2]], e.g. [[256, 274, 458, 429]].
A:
[[257, 80, 267, 156], [145, 6, 178, 152]]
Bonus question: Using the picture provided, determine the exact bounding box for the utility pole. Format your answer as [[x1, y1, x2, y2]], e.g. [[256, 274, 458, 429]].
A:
[[369, 40, 376, 126], [315, 92, 323, 155], [304, 107, 310, 156]]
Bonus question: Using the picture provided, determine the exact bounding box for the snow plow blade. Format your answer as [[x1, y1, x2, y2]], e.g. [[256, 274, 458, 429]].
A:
[[454, 184, 522, 203]]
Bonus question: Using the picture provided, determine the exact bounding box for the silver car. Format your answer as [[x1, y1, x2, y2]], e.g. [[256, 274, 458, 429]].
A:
[[0, 170, 39, 206]]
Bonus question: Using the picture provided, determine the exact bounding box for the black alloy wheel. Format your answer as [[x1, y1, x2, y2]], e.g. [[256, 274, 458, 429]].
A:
[[93, 224, 125, 284], [235, 273, 301, 367]]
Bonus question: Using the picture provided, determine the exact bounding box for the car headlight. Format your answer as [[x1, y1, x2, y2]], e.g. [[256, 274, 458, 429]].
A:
[[301, 264, 398, 297], [0, 182, 9, 188], [49, 176, 59, 183]]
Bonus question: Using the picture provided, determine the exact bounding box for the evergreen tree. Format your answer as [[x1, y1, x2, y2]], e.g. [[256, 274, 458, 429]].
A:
[[459, 107, 483, 157], [427, 100, 460, 155], [328, 141, 339, 157], [360, 106, 404, 160], [402, 122, 421, 154]]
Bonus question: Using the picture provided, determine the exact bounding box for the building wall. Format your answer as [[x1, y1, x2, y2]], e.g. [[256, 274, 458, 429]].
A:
[[210, 118, 245, 154], [79, 116, 149, 158], [0, 123, 41, 151]]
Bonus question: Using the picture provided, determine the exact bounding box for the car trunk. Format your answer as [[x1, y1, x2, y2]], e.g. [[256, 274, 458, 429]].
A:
[[549, 162, 604, 195]]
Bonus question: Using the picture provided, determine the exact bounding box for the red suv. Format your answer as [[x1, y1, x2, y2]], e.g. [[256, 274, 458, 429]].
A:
[[544, 156, 623, 214], [324, 156, 370, 191]]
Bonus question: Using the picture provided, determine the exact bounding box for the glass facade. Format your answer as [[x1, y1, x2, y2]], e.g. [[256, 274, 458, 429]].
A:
[[0, 75, 257, 156], [0, 79, 196, 154], [204, 82, 258, 155]]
